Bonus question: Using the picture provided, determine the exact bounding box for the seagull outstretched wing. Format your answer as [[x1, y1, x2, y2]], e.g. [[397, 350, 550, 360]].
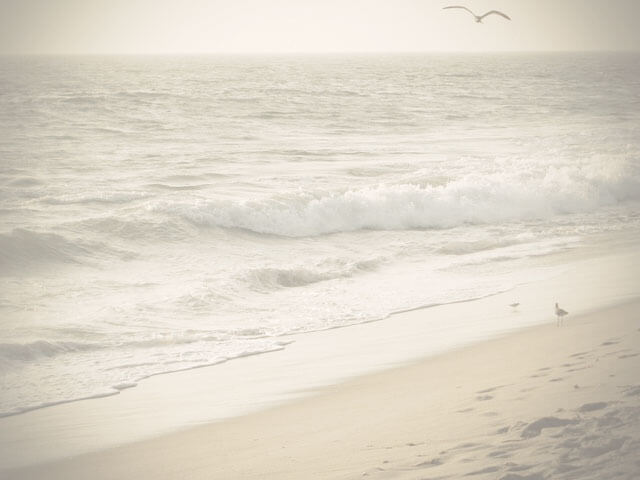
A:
[[442, 5, 477, 17], [478, 10, 511, 21]]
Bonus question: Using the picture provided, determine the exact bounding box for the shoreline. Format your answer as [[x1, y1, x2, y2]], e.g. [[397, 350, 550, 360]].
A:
[[7, 296, 640, 479], [1, 246, 639, 476], [1, 246, 639, 473]]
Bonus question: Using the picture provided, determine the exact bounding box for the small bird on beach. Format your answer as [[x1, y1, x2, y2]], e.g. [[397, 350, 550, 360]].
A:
[[555, 302, 568, 326], [509, 302, 520, 309], [443, 6, 511, 23]]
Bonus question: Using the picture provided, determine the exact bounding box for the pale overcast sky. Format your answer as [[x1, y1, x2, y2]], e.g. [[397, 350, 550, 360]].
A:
[[1, 0, 639, 54]]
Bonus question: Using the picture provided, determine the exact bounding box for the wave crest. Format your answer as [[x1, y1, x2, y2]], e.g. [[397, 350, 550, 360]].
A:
[[170, 162, 640, 237], [244, 258, 381, 291]]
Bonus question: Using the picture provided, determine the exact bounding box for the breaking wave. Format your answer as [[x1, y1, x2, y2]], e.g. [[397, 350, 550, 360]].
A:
[[244, 258, 381, 291], [172, 162, 640, 237]]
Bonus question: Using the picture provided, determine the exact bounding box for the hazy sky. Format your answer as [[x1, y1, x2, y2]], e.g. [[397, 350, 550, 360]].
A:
[[1, 0, 639, 54]]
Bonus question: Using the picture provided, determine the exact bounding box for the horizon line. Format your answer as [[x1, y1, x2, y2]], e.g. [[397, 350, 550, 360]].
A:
[[1, 49, 639, 57]]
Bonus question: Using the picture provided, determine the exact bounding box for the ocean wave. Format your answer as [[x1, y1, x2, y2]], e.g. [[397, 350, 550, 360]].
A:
[[246, 267, 340, 289], [73, 216, 195, 242], [0, 338, 289, 418], [145, 183, 211, 191], [43, 191, 151, 205], [0, 332, 231, 370], [447, 237, 583, 267], [0, 228, 135, 274], [244, 259, 381, 291], [158, 173, 229, 182], [0, 391, 120, 419], [437, 237, 534, 255], [435, 232, 562, 256], [0, 340, 100, 365], [0, 229, 90, 273], [6, 177, 44, 187], [168, 162, 640, 237]]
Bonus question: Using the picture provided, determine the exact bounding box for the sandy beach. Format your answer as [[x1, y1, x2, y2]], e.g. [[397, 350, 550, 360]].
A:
[[3, 7, 640, 480], [6, 290, 640, 479]]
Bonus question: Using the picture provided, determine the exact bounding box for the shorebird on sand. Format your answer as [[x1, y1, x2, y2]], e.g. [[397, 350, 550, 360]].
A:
[[509, 302, 520, 309], [443, 6, 511, 23], [555, 302, 568, 326]]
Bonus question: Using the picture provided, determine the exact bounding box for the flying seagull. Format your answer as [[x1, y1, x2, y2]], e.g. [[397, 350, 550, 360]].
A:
[[443, 6, 511, 23]]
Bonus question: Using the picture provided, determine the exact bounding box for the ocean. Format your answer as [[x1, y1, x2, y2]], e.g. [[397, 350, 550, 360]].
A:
[[1, 53, 639, 418]]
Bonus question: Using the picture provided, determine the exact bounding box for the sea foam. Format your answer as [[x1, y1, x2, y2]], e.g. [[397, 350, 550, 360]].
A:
[[171, 163, 639, 237]]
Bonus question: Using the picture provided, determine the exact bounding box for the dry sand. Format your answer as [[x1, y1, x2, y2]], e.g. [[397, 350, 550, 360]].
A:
[[7, 298, 640, 480]]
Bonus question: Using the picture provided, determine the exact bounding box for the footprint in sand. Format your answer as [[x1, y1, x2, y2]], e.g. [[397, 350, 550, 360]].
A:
[[619, 352, 639, 359], [580, 436, 627, 458], [414, 457, 443, 468], [465, 465, 500, 476], [603, 348, 629, 357], [520, 417, 579, 438], [499, 473, 545, 480], [487, 449, 510, 458], [451, 442, 481, 451], [596, 411, 623, 428], [405, 441, 424, 447], [569, 351, 591, 358], [505, 463, 536, 473], [578, 401, 608, 412], [566, 366, 590, 372], [476, 385, 506, 394], [476, 394, 493, 401], [361, 466, 386, 477], [622, 385, 640, 397]]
